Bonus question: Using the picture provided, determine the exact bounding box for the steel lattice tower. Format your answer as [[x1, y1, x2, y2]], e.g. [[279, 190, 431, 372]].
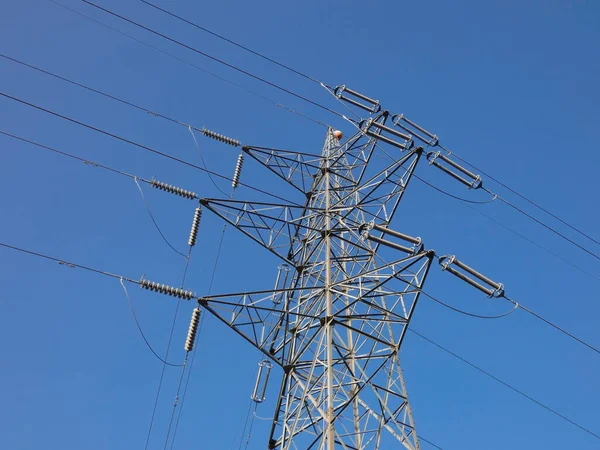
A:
[[199, 107, 434, 449]]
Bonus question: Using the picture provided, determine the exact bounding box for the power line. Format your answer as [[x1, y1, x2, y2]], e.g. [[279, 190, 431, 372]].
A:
[[504, 296, 600, 356], [445, 146, 600, 248], [486, 188, 600, 263], [408, 328, 600, 441], [45, 0, 329, 129], [427, 180, 600, 285], [0, 91, 302, 206], [80, 0, 345, 119], [139, 0, 322, 85], [0, 241, 136, 283], [120, 279, 184, 367]]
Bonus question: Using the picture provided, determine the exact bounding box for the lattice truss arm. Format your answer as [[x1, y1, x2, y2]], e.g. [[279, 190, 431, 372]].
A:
[[200, 121, 432, 449]]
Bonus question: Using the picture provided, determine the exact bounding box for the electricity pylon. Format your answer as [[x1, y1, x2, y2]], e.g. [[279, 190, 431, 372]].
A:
[[199, 104, 434, 449]]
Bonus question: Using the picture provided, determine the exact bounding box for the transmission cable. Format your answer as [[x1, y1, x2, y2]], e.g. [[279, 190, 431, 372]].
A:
[[45, 0, 329, 129], [80, 0, 345, 119], [0, 91, 302, 206], [140, 0, 321, 85], [134, 178, 189, 258], [483, 186, 600, 262], [408, 328, 600, 441], [120, 279, 184, 367], [443, 145, 600, 247], [503, 295, 600, 356], [462, 201, 600, 284]]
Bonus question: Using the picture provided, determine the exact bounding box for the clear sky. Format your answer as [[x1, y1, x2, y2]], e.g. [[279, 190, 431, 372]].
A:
[[1, 0, 599, 449]]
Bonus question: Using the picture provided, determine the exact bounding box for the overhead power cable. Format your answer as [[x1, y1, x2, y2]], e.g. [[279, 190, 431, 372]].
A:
[[140, 0, 321, 85], [444, 146, 600, 247], [424, 178, 600, 284], [0, 241, 136, 282], [80, 0, 345, 119], [409, 328, 600, 441], [504, 296, 600, 356], [0, 91, 301, 206], [483, 186, 600, 263], [46, 0, 329, 129]]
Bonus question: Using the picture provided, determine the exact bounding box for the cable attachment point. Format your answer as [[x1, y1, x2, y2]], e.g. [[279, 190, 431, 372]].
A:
[[272, 264, 291, 305], [201, 127, 240, 147], [334, 85, 381, 114], [151, 179, 198, 199], [188, 206, 202, 247], [439, 255, 504, 297], [140, 278, 195, 300], [360, 221, 423, 254], [392, 114, 439, 147], [360, 115, 414, 151], [251, 359, 273, 403], [184, 307, 201, 352], [427, 151, 482, 189], [232, 152, 244, 189]]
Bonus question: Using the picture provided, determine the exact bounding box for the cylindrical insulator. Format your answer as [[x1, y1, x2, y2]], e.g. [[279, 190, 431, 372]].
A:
[[140, 279, 195, 300], [188, 206, 202, 247], [251, 360, 273, 403], [184, 307, 201, 352], [372, 224, 421, 246], [232, 153, 244, 189], [201, 128, 240, 147], [151, 179, 197, 200], [367, 235, 416, 254], [365, 129, 408, 150], [272, 264, 290, 305]]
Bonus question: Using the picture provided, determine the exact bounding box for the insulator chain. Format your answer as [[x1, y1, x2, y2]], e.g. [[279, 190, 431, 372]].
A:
[[439, 255, 504, 297], [151, 179, 197, 200], [392, 114, 439, 147], [360, 116, 414, 151], [360, 222, 423, 255], [232, 152, 244, 189], [140, 279, 195, 300], [334, 85, 381, 114], [184, 307, 201, 352], [202, 127, 240, 147], [427, 152, 482, 189], [188, 206, 202, 247], [251, 360, 273, 403]]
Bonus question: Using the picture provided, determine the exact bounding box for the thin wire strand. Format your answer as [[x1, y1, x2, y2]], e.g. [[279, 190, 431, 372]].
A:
[[415, 174, 497, 204], [487, 188, 600, 262], [145, 248, 193, 450], [188, 127, 229, 196], [0, 241, 136, 282], [461, 200, 600, 284], [45, 0, 329, 129], [120, 278, 183, 367], [242, 403, 258, 450], [140, 1, 321, 85], [0, 91, 302, 206], [423, 290, 519, 319], [444, 145, 600, 247], [163, 354, 189, 449], [134, 178, 188, 258], [81, 1, 345, 119], [408, 328, 600, 441], [504, 296, 600, 356]]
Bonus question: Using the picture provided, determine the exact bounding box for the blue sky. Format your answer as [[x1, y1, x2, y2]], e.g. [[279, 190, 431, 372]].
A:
[[1, 0, 599, 449]]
